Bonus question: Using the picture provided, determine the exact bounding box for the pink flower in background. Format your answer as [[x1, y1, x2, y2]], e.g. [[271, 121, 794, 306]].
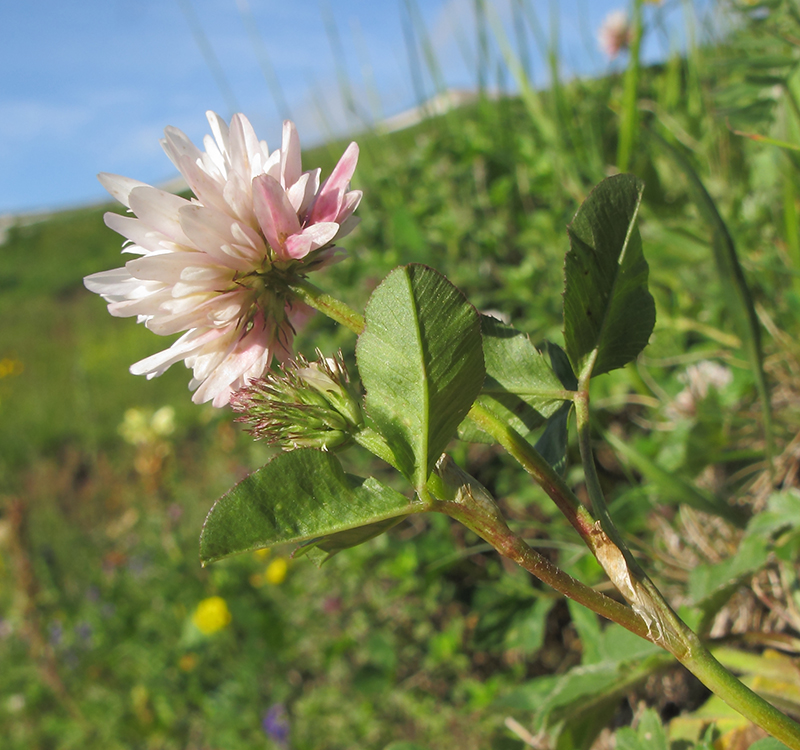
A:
[[598, 10, 632, 59], [85, 112, 361, 407]]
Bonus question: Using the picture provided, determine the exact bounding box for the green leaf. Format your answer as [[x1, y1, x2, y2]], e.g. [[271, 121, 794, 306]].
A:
[[481, 315, 570, 416], [546, 341, 579, 391], [555, 702, 618, 750], [459, 319, 572, 446], [496, 653, 669, 728], [474, 591, 554, 654], [749, 740, 791, 750], [534, 402, 571, 474], [746, 491, 800, 537], [199, 449, 420, 565], [294, 516, 406, 565], [563, 174, 655, 381], [566, 600, 603, 665], [496, 669, 618, 716], [567, 601, 661, 666], [647, 128, 773, 460], [504, 597, 554, 654], [615, 709, 669, 750], [356, 264, 484, 488]]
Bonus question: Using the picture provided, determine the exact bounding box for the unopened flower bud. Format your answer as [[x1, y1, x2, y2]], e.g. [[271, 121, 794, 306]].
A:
[[295, 356, 363, 428], [231, 350, 363, 451]]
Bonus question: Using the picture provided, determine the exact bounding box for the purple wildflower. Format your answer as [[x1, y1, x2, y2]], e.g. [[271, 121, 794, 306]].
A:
[[262, 703, 290, 746]]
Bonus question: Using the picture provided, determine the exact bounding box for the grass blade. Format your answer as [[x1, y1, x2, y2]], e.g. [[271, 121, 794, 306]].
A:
[[605, 431, 750, 528], [617, 0, 644, 172], [647, 127, 774, 464]]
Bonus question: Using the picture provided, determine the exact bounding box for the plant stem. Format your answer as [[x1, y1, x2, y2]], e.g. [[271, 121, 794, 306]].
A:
[[682, 630, 800, 748], [467, 401, 600, 553], [571, 383, 800, 747], [439, 455, 800, 748], [288, 277, 365, 335], [287, 275, 800, 747], [430, 467, 650, 641]]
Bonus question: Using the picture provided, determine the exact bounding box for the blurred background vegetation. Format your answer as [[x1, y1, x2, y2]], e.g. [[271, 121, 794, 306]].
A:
[[3, 0, 800, 748]]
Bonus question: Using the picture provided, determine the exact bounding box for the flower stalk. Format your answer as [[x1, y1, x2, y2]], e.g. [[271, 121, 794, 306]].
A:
[[287, 277, 366, 335]]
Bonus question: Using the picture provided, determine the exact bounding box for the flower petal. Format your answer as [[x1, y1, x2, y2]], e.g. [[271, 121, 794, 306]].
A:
[[130, 327, 225, 379], [206, 111, 231, 161], [86, 113, 361, 408], [280, 120, 302, 189], [179, 204, 258, 272], [308, 142, 359, 224], [161, 126, 203, 171], [286, 170, 319, 216], [191, 321, 271, 406], [84, 267, 142, 298], [229, 113, 261, 183], [104, 212, 178, 255], [98, 173, 150, 209], [340, 189, 362, 220], [283, 222, 339, 260], [222, 170, 256, 227], [128, 187, 194, 246], [252, 174, 301, 258], [335, 214, 361, 241], [174, 153, 230, 216]]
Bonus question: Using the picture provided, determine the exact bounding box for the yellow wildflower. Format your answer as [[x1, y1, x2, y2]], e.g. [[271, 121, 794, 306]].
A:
[[192, 596, 232, 635], [118, 406, 176, 446], [265, 558, 288, 585], [0, 358, 23, 379]]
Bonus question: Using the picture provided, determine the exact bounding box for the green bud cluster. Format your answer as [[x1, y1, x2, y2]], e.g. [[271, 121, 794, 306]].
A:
[[230, 350, 363, 451]]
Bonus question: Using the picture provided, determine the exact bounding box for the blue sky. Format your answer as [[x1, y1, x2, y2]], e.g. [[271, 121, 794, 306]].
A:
[[0, 0, 703, 215]]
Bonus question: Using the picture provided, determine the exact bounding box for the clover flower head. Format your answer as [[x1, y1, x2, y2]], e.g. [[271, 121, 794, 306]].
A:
[[598, 9, 632, 59], [84, 112, 362, 407], [669, 360, 734, 418]]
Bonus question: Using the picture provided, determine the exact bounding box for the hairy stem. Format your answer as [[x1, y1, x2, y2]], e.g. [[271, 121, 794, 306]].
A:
[[429, 464, 650, 641], [288, 277, 365, 335], [440, 449, 800, 747], [467, 400, 600, 553]]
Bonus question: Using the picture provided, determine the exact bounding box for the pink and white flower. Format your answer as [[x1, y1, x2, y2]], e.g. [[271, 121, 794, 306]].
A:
[[85, 112, 361, 407], [598, 10, 632, 59]]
